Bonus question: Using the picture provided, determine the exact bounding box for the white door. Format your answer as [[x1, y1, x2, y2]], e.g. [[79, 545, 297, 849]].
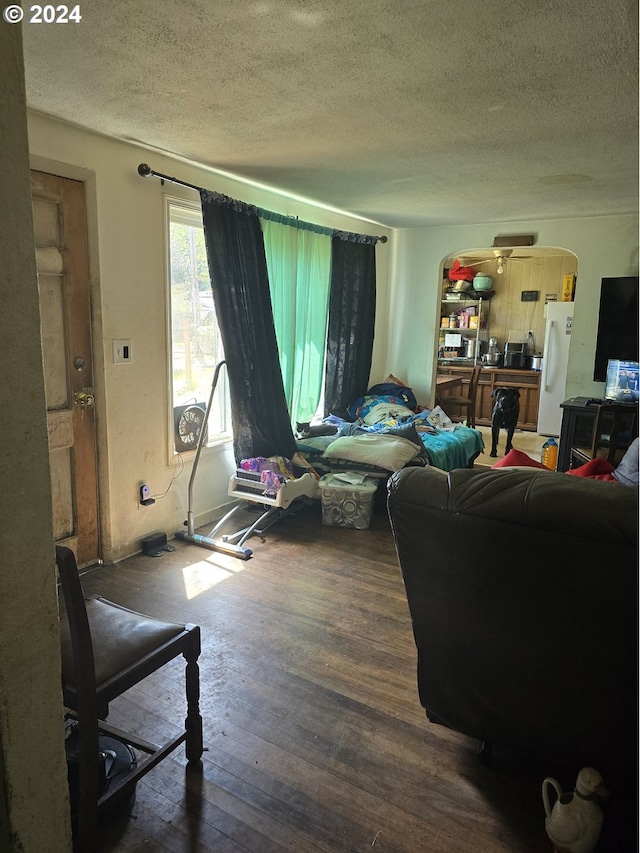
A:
[[31, 171, 99, 566]]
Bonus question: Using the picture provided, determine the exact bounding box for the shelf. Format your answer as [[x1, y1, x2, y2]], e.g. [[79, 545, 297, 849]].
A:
[[442, 290, 495, 303], [440, 328, 487, 335]]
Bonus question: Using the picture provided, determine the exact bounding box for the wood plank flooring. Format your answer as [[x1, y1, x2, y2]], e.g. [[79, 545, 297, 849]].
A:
[[78, 499, 635, 852]]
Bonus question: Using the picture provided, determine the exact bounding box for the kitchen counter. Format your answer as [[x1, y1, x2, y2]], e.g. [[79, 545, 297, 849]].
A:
[[435, 365, 542, 430]]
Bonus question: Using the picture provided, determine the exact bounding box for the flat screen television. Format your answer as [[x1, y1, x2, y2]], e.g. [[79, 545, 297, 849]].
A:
[[593, 277, 638, 381], [604, 359, 639, 402]]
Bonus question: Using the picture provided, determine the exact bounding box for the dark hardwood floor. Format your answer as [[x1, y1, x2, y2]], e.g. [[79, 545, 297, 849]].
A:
[[78, 499, 635, 852]]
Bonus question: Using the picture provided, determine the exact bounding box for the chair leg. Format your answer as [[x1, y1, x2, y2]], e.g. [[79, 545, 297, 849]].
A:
[[74, 715, 100, 852], [184, 629, 203, 763]]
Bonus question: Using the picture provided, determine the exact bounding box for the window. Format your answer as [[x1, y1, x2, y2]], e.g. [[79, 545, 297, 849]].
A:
[[168, 200, 230, 446]]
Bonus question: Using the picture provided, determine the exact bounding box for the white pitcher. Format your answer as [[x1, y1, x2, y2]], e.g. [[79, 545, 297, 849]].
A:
[[542, 767, 607, 853]]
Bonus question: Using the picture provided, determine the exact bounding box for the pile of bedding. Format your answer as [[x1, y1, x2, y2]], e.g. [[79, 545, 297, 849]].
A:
[[295, 379, 484, 475]]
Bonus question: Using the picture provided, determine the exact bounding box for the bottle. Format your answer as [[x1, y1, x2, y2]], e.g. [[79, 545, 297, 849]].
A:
[[527, 331, 535, 356], [541, 437, 558, 470], [449, 313, 457, 329]]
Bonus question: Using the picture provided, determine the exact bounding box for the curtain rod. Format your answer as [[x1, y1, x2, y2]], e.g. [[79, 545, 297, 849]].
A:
[[137, 163, 388, 243]]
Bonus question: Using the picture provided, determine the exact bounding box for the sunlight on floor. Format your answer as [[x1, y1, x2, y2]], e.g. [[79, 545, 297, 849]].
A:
[[182, 553, 246, 600]]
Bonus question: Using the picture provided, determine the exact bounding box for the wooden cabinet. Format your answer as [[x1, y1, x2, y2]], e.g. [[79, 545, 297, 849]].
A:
[[437, 366, 541, 430], [557, 397, 638, 472]]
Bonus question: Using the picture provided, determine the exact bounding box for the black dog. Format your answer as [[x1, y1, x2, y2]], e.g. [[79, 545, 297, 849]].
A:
[[490, 388, 520, 457]]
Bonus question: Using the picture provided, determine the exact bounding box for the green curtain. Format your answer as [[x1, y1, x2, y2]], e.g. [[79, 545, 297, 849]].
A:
[[260, 217, 331, 425]]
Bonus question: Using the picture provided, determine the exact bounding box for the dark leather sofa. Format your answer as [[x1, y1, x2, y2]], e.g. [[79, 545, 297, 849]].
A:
[[387, 465, 638, 780]]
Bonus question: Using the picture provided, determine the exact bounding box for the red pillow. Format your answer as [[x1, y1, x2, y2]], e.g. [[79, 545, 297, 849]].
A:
[[566, 458, 616, 481], [491, 449, 550, 470]]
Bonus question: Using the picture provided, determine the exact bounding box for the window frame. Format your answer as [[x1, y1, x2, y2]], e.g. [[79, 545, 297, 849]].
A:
[[164, 193, 231, 460]]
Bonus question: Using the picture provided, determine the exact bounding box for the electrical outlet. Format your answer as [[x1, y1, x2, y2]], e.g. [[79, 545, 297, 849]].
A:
[[113, 340, 132, 363], [139, 484, 155, 506]]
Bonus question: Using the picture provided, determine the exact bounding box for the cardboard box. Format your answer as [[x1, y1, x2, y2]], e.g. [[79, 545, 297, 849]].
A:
[[562, 274, 576, 302]]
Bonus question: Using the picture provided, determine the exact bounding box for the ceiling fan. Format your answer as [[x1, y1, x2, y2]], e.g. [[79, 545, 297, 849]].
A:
[[465, 249, 534, 274]]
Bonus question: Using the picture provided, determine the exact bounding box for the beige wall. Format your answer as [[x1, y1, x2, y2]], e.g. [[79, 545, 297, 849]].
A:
[[27, 112, 392, 562], [0, 27, 72, 853], [482, 254, 578, 353], [388, 218, 638, 405]]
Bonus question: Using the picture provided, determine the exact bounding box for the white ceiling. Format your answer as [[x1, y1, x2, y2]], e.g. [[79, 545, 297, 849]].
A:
[[22, 0, 638, 229]]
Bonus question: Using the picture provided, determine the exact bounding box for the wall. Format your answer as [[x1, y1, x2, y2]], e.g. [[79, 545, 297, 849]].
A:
[[0, 28, 72, 853], [388, 216, 638, 405], [441, 250, 578, 357], [480, 254, 578, 353], [27, 113, 392, 562]]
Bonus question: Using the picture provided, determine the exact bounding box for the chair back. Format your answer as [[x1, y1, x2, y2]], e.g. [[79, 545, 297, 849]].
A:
[[467, 366, 481, 404], [590, 404, 638, 464], [56, 546, 99, 716]]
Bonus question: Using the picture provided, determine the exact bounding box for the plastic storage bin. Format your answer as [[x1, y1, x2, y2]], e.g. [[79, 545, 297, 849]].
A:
[[318, 474, 378, 529]]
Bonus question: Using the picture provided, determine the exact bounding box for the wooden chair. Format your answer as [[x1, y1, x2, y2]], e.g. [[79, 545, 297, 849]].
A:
[[570, 403, 638, 468], [56, 545, 203, 852], [436, 366, 481, 428]]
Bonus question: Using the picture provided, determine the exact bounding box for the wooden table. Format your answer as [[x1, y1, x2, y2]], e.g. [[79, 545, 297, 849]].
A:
[[435, 374, 463, 394]]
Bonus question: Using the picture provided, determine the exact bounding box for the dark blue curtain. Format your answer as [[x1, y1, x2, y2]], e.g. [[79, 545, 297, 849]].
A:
[[324, 237, 377, 419], [200, 191, 297, 462]]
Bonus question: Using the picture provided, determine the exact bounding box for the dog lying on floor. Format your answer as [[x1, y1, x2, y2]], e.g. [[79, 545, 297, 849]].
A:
[[490, 387, 520, 456]]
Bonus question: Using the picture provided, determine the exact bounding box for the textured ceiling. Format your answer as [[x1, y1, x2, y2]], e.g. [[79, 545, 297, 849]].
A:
[[22, 0, 638, 228]]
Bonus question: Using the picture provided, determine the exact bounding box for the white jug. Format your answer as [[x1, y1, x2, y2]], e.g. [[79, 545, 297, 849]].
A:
[[542, 767, 607, 853]]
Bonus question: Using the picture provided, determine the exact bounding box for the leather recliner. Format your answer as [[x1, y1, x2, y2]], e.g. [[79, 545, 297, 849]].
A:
[[387, 465, 638, 780]]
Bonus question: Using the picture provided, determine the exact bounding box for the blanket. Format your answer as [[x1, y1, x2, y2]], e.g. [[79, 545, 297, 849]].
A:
[[296, 390, 484, 474]]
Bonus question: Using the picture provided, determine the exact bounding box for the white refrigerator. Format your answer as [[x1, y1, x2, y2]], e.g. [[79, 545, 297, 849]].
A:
[[537, 302, 575, 436]]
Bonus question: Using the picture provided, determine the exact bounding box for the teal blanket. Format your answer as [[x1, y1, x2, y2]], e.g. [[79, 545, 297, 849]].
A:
[[417, 423, 484, 470]]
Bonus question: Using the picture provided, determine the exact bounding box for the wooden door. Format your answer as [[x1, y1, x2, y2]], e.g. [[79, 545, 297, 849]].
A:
[[31, 171, 99, 567]]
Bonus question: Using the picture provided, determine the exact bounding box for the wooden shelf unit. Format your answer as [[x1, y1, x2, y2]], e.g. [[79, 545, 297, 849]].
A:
[[436, 366, 542, 430]]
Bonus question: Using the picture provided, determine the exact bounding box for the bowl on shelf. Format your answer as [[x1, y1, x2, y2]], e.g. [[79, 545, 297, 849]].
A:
[[473, 274, 493, 291]]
